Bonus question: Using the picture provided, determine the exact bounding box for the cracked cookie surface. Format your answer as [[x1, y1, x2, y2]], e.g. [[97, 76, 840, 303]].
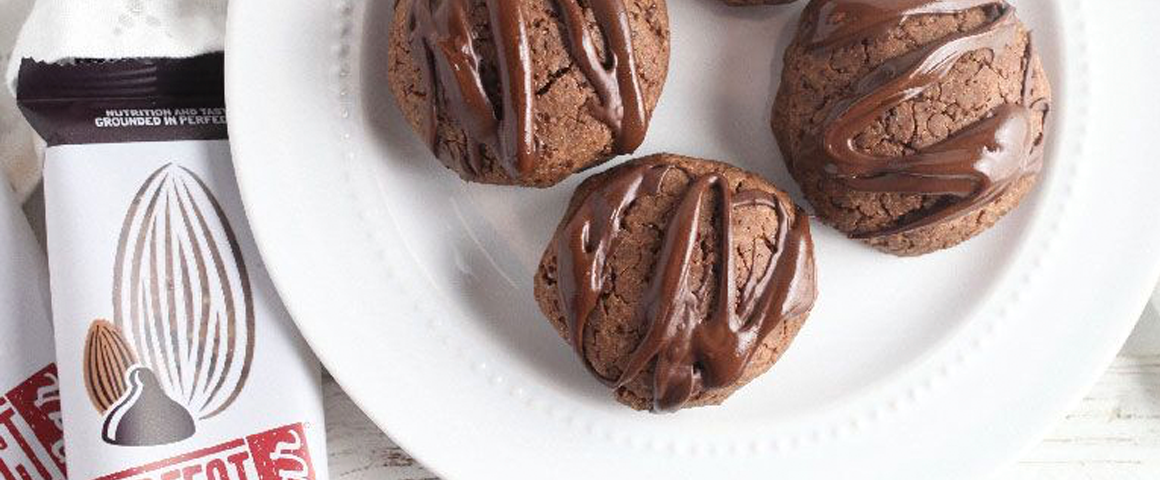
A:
[[772, 1, 1051, 256], [534, 153, 816, 412], [388, 0, 670, 187]]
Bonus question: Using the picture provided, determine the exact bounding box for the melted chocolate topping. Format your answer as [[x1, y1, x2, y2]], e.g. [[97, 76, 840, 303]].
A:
[[555, 160, 816, 412], [796, 0, 1050, 238], [408, 0, 649, 180]]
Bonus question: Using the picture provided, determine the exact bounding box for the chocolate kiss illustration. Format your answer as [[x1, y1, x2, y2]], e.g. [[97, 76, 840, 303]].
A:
[[101, 366, 196, 446], [112, 164, 255, 421]]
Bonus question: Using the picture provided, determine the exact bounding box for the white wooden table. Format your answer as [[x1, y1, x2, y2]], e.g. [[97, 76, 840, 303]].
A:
[[323, 316, 1160, 480]]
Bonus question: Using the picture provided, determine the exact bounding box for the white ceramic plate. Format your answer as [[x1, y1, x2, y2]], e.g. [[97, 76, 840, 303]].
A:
[[225, 0, 1160, 478]]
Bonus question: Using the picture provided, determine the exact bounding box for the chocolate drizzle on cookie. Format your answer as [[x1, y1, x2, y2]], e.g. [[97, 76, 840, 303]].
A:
[[554, 160, 816, 412], [797, 0, 1050, 238], [407, 0, 648, 180]]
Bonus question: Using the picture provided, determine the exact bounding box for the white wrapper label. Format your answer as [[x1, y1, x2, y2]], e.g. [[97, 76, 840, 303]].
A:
[[43, 140, 327, 479]]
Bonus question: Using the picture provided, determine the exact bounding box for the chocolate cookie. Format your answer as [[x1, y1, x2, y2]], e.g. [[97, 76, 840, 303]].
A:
[[388, 0, 670, 187], [534, 154, 817, 412], [772, 0, 1051, 256]]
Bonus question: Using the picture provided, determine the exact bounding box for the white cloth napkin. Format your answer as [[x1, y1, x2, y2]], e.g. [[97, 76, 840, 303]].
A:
[[0, 0, 38, 200], [0, 0, 227, 200]]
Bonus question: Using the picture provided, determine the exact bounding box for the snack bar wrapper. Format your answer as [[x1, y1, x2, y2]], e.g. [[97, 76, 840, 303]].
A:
[[16, 54, 328, 480], [0, 160, 63, 479]]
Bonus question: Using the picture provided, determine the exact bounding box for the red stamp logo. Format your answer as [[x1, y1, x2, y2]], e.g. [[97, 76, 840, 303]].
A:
[[0, 364, 66, 480], [94, 423, 316, 480]]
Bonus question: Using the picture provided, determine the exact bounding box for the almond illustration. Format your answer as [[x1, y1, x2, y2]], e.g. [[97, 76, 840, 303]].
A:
[[83, 319, 137, 413], [111, 164, 255, 420]]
